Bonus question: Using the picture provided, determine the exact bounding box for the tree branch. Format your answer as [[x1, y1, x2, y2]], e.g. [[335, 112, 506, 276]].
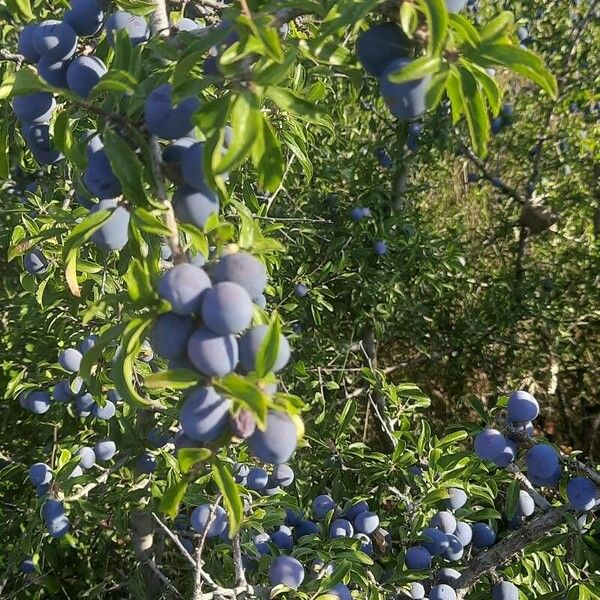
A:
[[152, 513, 196, 568], [67, 455, 129, 501], [453, 504, 570, 598]]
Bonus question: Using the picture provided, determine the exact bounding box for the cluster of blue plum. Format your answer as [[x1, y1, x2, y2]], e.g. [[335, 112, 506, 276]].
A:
[[474, 390, 598, 510], [348, 206, 388, 256], [402, 487, 521, 600], [151, 251, 298, 465], [355, 1, 468, 121], [14, 1, 151, 167]]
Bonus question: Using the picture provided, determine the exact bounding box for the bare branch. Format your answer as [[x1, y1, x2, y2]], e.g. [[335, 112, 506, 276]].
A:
[[151, 0, 171, 37], [0, 49, 26, 66], [144, 558, 182, 597], [231, 533, 247, 587], [152, 513, 196, 568], [504, 463, 551, 510], [67, 455, 129, 501]]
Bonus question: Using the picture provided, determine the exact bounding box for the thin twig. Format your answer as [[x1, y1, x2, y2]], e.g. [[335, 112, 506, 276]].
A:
[[144, 559, 182, 597], [152, 513, 196, 567], [193, 496, 222, 600], [231, 533, 247, 587], [67, 455, 129, 501]]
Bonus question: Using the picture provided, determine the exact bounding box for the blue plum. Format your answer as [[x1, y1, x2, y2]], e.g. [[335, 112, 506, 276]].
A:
[[507, 390, 539, 423], [268, 555, 304, 589], [248, 410, 297, 464], [19, 25, 41, 61], [106, 11, 149, 47], [271, 464, 294, 487], [373, 240, 387, 255], [53, 379, 72, 402], [64, 0, 103, 36], [22, 123, 63, 165], [492, 581, 519, 600], [492, 437, 519, 468], [158, 263, 212, 315], [472, 522, 496, 547], [173, 185, 219, 229], [295, 520, 320, 538], [430, 584, 457, 600], [329, 583, 352, 600], [313, 494, 336, 519], [525, 444, 559, 478], [354, 511, 379, 535], [135, 453, 157, 474], [343, 500, 369, 521], [405, 546, 432, 570], [380, 58, 430, 120], [230, 409, 256, 439], [179, 386, 231, 442], [84, 150, 122, 199], [567, 477, 597, 511], [33, 20, 77, 61], [445, 487, 468, 510], [350, 207, 364, 221], [201, 282, 253, 335], [94, 439, 117, 461], [67, 56, 107, 98], [21, 558, 36, 574], [175, 18, 200, 32], [190, 504, 228, 536], [238, 325, 291, 373], [436, 567, 461, 585], [246, 466, 268, 491], [29, 462, 52, 486], [445, 0, 467, 12], [516, 490, 535, 517], [285, 507, 303, 527], [180, 142, 210, 191], [26, 390, 52, 414], [91, 400, 116, 420], [144, 84, 200, 140], [444, 534, 464, 561], [47, 515, 71, 538], [37, 57, 70, 88], [422, 527, 450, 556], [42, 499, 64, 522], [211, 252, 268, 299], [76, 446, 96, 469], [13, 93, 56, 123], [453, 521, 472, 546], [431, 511, 456, 534], [329, 518, 354, 539], [162, 136, 196, 163], [24, 249, 49, 276], [75, 392, 95, 416], [410, 582, 426, 599], [83, 130, 103, 158], [150, 313, 195, 359], [271, 527, 294, 549], [356, 22, 410, 77], [294, 284, 309, 297], [147, 426, 171, 448], [474, 428, 506, 460], [253, 532, 271, 555], [354, 532, 373, 554], [186, 327, 238, 376]]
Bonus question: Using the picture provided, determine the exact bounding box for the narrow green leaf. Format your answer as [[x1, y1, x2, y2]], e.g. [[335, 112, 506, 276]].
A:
[[426, 67, 450, 109], [124, 258, 153, 302], [178, 448, 212, 474], [336, 399, 357, 438], [418, 0, 449, 57], [212, 459, 243, 535], [256, 26, 284, 63], [387, 56, 442, 84], [0, 113, 8, 179], [463, 62, 501, 115], [457, 65, 489, 157], [14, 0, 34, 19], [421, 488, 451, 506], [479, 11, 514, 43], [436, 430, 468, 447], [103, 129, 147, 204], [62, 209, 114, 296], [145, 369, 202, 390], [446, 69, 463, 124], [214, 373, 271, 428], [78, 323, 126, 380], [254, 315, 281, 378], [160, 479, 188, 519], [131, 207, 172, 236], [473, 43, 558, 98], [400, 1, 419, 37], [266, 86, 323, 123], [91, 70, 138, 96], [251, 114, 284, 193], [213, 92, 260, 175], [505, 481, 521, 520], [448, 13, 481, 48]]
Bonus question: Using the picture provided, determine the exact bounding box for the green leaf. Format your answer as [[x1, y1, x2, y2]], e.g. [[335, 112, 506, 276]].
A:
[[418, 0, 449, 57], [9, 68, 50, 97], [90, 70, 138, 96], [400, 2, 419, 37], [251, 114, 284, 193], [213, 92, 261, 175], [178, 447, 212, 474], [436, 430, 468, 447], [254, 315, 281, 377], [505, 481, 521, 520], [457, 65, 489, 157], [62, 209, 114, 296], [336, 398, 357, 438], [212, 459, 243, 535], [421, 488, 451, 506], [266, 86, 325, 126], [124, 258, 153, 302], [111, 315, 156, 407], [145, 369, 202, 390], [103, 129, 147, 205], [14, 0, 34, 19], [0, 113, 8, 179], [160, 479, 188, 519], [472, 43, 558, 99], [465, 62, 501, 115], [387, 56, 442, 84], [213, 373, 271, 428], [131, 207, 172, 236], [448, 13, 481, 48], [479, 11, 514, 43], [426, 68, 450, 109], [256, 26, 284, 63], [79, 322, 127, 380]]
